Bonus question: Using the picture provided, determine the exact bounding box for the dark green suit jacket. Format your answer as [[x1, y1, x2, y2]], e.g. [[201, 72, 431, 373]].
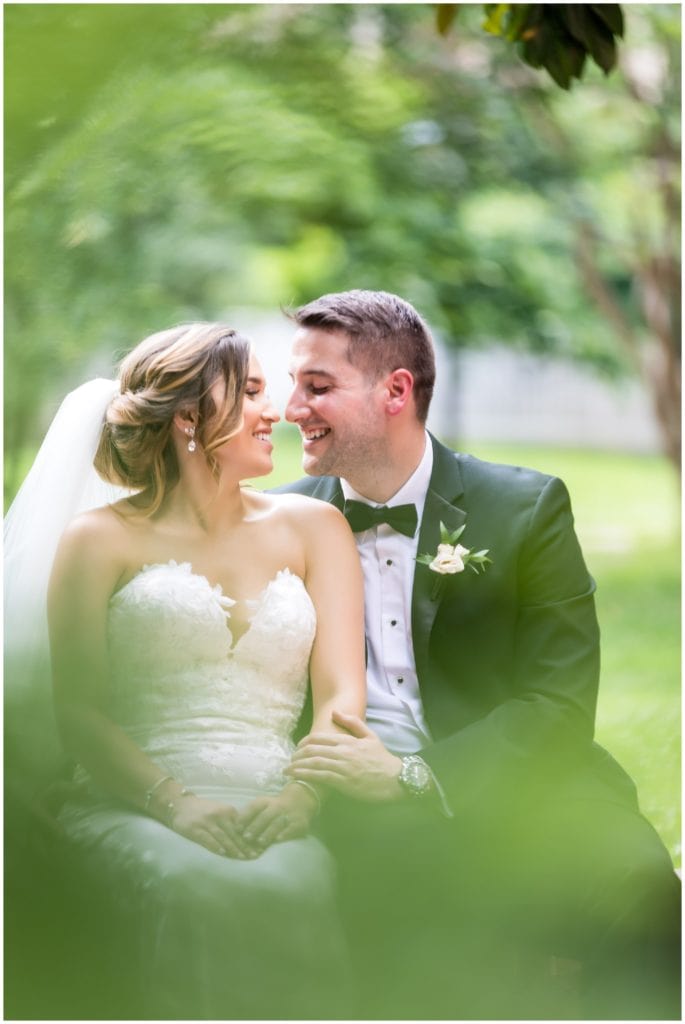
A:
[[279, 434, 636, 818]]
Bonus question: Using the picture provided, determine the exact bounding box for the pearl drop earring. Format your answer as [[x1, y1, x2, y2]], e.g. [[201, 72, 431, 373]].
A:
[[185, 426, 196, 453]]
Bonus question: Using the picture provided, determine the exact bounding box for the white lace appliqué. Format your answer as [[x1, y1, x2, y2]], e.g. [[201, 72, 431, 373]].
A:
[[105, 562, 316, 792]]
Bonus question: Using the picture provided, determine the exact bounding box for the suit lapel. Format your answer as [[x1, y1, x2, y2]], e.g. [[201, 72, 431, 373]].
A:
[[411, 437, 466, 684], [310, 476, 345, 511]]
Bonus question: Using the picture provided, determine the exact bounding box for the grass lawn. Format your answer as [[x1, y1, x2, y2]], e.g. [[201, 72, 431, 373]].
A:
[[256, 427, 681, 863]]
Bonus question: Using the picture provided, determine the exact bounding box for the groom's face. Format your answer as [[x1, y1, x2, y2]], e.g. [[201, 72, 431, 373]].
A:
[[286, 327, 388, 482]]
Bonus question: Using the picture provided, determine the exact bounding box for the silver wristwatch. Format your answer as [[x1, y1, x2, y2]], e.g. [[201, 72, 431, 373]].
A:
[[398, 754, 434, 797]]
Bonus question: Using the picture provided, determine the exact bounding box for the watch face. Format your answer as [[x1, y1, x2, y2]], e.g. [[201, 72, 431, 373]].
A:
[[401, 757, 432, 795]]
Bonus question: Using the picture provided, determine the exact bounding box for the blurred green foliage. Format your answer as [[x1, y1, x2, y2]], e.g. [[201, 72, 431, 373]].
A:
[[5, 4, 681, 498]]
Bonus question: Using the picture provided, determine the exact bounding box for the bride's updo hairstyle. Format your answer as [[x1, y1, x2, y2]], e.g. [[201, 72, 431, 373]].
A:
[[95, 323, 251, 516]]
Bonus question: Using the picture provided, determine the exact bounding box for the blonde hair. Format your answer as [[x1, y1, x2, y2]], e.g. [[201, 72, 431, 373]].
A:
[[95, 323, 251, 516]]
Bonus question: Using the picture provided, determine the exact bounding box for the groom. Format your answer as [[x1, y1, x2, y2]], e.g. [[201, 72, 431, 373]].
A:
[[280, 289, 680, 1019]]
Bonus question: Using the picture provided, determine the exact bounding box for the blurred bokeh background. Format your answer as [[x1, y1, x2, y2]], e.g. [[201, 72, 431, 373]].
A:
[[5, 4, 680, 859]]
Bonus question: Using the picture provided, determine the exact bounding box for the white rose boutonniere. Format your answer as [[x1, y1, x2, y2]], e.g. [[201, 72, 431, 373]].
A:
[[417, 522, 491, 598], [429, 542, 470, 574]]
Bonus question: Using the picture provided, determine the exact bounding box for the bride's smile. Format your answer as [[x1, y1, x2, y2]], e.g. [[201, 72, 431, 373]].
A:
[[210, 352, 279, 480]]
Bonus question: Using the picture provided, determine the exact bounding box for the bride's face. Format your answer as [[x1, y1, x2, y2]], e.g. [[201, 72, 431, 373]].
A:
[[212, 353, 280, 479]]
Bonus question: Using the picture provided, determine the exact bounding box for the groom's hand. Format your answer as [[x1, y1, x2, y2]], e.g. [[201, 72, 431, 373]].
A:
[[286, 710, 403, 802]]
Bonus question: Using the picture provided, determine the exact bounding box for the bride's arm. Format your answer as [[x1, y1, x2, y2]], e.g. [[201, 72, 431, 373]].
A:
[[238, 500, 368, 848], [301, 501, 367, 729], [48, 512, 253, 859], [287, 502, 406, 801], [49, 513, 159, 804]]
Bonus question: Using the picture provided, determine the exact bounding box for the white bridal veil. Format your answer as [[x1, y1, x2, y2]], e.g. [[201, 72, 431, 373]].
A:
[[4, 378, 131, 789]]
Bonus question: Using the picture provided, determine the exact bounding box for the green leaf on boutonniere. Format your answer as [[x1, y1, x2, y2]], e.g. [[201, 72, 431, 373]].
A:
[[439, 521, 466, 546]]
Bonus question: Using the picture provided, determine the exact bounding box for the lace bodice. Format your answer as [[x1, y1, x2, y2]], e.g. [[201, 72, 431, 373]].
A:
[[103, 562, 316, 794], [56, 565, 350, 1021]]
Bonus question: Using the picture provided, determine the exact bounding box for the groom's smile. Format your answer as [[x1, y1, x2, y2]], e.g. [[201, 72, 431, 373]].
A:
[[302, 427, 331, 444]]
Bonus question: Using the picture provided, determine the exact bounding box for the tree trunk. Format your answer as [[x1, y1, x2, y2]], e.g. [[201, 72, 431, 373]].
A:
[[574, 221, 681, 475]]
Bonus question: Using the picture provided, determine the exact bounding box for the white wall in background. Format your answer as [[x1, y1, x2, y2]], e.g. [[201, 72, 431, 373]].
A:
[[229, 312, 662, 454], [446, 345, 661, 452]]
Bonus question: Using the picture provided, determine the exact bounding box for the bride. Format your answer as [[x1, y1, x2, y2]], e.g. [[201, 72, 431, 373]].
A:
[[5, 322, 366, 1019]]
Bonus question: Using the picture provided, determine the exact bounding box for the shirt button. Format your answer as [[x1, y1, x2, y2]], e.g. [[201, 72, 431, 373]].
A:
[[390, 619, 397, 626], [397, 677, 404, 684], [386, 559, 393, 566]]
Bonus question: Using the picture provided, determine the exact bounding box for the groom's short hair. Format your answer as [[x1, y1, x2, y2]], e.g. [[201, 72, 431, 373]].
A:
[[288, 289, 436, 423]]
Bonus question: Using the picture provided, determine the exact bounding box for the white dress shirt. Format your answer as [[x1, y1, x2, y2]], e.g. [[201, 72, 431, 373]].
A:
[[341, 434, 434, 756]]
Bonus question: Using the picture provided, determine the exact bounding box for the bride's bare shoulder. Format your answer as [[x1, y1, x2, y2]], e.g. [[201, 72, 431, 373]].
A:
[[258, 491, 349, 538], [58, 500, 142, 559], [256, 490, 338, 517]]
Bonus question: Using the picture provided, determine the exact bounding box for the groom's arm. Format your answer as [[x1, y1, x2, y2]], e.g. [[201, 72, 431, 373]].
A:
[[419, 474, 601, 815]]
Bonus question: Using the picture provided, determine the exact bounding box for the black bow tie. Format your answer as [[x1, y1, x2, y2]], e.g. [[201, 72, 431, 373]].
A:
[[343, 499, 418, 538]]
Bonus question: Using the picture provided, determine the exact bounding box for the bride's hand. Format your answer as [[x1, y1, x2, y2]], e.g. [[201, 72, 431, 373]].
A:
[[237, 783, 318, 853], [169, 795, 256, 859]]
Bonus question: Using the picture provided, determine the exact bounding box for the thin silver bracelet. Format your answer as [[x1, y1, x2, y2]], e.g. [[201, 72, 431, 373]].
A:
[[144, 775, 173, 813], [292, 779, 321, 815], [164, 788, 194, 827]]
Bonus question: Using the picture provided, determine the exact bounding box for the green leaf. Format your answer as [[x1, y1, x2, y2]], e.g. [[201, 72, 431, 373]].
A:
[[521, 35, 544, 70], [567, 44, 587, 80], [563, 5, 617, 72], [518, 7, 614, 86], [586, 27, 617, 73], [436, 4, 459, 37], [535, 22, 577, 88], [570, 6, 617, 72], [482, 4, 511, 38], [545, 37, 586, 85], [505, 4, 534, 42], [519, 8, 548, 70], [560, 5, 595, 49], [591, 4, 624, 38], [449, 523, 466, 544]]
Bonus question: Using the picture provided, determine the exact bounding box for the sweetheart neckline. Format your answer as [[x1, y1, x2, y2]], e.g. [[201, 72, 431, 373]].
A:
[[110, 561, 308, 655]]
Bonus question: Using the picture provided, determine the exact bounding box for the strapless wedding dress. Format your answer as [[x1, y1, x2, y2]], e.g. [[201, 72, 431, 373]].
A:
[[57, 562, 351, 1019]]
